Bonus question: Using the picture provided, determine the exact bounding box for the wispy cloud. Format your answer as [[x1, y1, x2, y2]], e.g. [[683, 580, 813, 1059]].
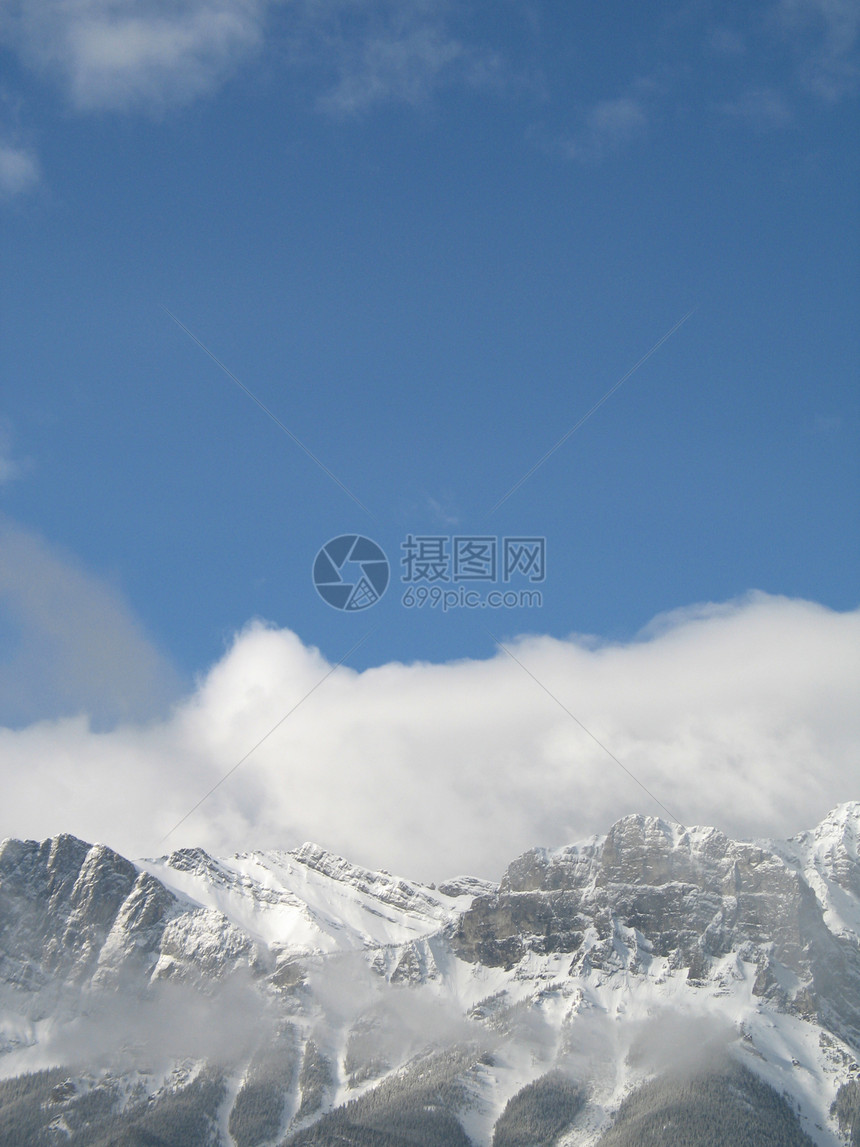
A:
[[295, 0, 502, 116], [1, 0, 502, 115], [0, 422, 27, 480], [426, 495, 460, 526], [320, 26, 463, 113], [0, 140, 39, 197], [3, 0, 269, 111], [776, 0, 860, 99], [0, 449, 19, 485], [561, 96, 648, 164]]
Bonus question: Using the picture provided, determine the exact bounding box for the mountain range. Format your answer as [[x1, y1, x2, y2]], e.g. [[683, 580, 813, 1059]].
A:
[[0, 803, 858, 1146]]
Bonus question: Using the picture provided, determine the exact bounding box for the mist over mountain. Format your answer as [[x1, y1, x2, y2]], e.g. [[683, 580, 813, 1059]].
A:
[[0, 804, 858, 1145]]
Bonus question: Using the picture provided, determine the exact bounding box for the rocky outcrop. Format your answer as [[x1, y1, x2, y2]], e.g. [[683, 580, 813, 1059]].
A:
[[451, 812, 860, 1045], [0, 835, 139, 988], [0, 835, 262, 996]]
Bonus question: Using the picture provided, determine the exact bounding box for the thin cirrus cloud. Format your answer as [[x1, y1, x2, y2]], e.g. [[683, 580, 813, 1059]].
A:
[[0, 141, 39, 197], [561, 96, 648, 163], [0, 555, 856, 881], [301, 0, 502, 116], [0, 428, 23, 480], [316, 23, 477, 115], [777, 0, 860, 100], [1, 1, 854, 151], [1, 0, 499, 115]]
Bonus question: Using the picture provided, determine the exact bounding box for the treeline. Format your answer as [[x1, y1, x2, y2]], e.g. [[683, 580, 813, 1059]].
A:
[[832, 1078, 860, 1146], [0, 1069, 68, 1147], [295, 1039, 336, 1121], [0, 1065, 225, 1147], [86, 1070, 225, 1147], [596, 1058, 815, 1147], [283, 1106, 469, 1147], [283, 1044, 480, 1147], [1, 1048, 837, 1147], [229, 1026, 300, 1147], [492, 1070, 585, 1146], [344, 1017, 391, 1089]]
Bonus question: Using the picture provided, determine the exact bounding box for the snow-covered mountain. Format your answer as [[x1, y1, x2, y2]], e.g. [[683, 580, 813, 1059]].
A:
[[0, 805, 858, 1146]]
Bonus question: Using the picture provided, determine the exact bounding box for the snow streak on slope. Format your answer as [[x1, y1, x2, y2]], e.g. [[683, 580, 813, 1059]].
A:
[[778, 800, 860, 941]]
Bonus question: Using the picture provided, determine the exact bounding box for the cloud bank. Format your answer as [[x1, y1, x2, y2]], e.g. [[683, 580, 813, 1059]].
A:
[[0, 573, 856, 880], [0, 518, 183, 728]]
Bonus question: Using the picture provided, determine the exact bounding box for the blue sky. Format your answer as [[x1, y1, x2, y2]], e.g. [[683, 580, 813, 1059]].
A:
[[0, 1, 857, 866]]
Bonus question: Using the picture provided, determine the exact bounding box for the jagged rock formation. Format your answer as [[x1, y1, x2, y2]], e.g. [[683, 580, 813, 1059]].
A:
[[451, 810, 860, 1047]]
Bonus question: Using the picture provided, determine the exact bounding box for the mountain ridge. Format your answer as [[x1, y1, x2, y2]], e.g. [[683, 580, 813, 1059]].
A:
[[0, 804, 857, 1146]]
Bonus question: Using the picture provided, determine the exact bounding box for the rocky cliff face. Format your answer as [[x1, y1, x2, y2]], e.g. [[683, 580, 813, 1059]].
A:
[[0, 830, 479, 1007], [0, 834, 148, 989], [451, 811, 860, 1048]]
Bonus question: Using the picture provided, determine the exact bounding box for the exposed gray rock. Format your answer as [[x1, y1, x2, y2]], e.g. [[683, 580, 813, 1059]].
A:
[[451, 813, 860, 1046], [0, 835, 138, 989]]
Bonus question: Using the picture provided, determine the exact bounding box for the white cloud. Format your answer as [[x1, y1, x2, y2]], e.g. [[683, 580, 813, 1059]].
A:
[[319, 23, 465, 114], [563, 97, 648, 163], [295, 0, 502, 116], [0, 141, 39, 197], [0, 517, 183, 727], [0, 589, 856, 882], [1, 0, 501, 114], [777, 0, 860, 99], [4, 0, 269, 111]]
